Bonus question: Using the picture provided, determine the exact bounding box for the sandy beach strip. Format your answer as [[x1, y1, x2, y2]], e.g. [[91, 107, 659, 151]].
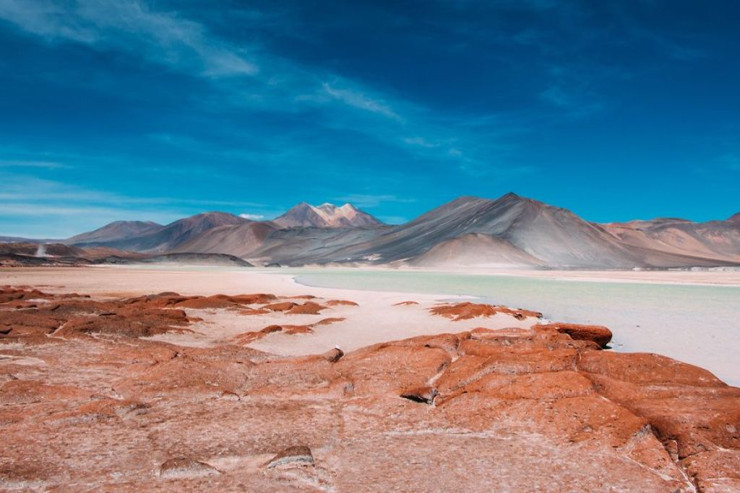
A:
[[0, 266, 536, 357], [2, 265, 738, 386]]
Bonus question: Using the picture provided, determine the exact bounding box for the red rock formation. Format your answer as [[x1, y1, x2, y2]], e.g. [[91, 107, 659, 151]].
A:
[[535, 322, 613, 348], [430, 301, 542, 321], [326, 299, 359, 307], [0, 286, 738, 491], [313, 317, 345, 326], [232, 318, 345, 345], [286, 301, 327, 315], [263, 301, 297, 312]]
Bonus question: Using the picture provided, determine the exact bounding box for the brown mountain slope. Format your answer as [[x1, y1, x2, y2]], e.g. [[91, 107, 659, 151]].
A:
[[602, 214, 740, 263], [172, 221, 279, 258], [68, 212, 249, 253], [67, 220, 163, 246]]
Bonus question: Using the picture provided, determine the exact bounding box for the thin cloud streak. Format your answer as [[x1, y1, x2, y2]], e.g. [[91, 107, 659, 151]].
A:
[[0, 0, 259, 78], [0, 159, 70, 169], [322, 83, 403, 122]]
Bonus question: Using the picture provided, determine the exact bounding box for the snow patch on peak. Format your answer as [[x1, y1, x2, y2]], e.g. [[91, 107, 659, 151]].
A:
[[310, 202, 360, 225], [274, 201, 383, 228]]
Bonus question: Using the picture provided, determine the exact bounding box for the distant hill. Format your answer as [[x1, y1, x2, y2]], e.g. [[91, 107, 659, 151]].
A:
[[274, 202, 383, 229], [67, 212, 249, 253], [96, 252, 253, 267], [601, 213, 740, 264], [171, 221, 279, 258], [68, 220, 163, 246], [0, 242, 84, 257]]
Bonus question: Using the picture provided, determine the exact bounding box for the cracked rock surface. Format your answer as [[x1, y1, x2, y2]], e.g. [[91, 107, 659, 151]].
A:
[[1, 286, 738, 492]]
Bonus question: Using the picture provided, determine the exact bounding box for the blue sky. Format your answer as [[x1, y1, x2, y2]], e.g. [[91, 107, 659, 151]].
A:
[[1, 0, 739, 237]]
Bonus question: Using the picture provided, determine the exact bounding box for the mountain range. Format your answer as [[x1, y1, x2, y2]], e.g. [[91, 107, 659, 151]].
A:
[[4, 195, 740, 269]]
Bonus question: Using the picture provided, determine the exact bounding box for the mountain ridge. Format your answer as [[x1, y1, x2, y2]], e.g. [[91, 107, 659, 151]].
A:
[[9, 195, 739, 269]]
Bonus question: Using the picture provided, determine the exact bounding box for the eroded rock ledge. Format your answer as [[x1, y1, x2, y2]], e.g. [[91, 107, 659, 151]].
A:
[[0, 287, 738, 492]]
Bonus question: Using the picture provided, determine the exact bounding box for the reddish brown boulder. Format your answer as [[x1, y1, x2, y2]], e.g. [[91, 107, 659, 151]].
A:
[[322, 347, 344, 363], [535, 322, 613, 348]]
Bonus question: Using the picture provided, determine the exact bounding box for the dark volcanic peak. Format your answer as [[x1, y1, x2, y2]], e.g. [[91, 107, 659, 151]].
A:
[[274, 202, 383, 229], [729, 212, 740, 224]]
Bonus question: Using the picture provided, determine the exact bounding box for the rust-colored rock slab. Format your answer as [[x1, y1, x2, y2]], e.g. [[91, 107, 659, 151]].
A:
[[0, 286, 737, 492], [535, 322, 613, 348], [430, 301, 542, 321]]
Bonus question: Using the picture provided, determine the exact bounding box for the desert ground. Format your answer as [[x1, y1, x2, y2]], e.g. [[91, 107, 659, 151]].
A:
[[1, 266, 739, 491]]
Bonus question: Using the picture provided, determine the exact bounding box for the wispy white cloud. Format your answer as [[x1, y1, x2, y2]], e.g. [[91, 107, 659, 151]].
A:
[[402, 137, 439, 148], [0, 2, 520, 177], [322, 83, 403, 122], [0, 176, 262, 208], [239, 213, 265, 220], [0, 0, 258, 78], [0, 1, 552, 187]]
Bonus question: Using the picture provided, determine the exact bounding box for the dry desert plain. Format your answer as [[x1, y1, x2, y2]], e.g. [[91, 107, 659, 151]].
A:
[[1, 266, 739, 492]]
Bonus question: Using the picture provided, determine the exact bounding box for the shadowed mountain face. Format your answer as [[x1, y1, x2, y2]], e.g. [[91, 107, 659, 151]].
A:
[[57, 196, 740, 269], [172, 222, 279, 258], [274, 202, 383, 228], [68, 212, 249, 253]]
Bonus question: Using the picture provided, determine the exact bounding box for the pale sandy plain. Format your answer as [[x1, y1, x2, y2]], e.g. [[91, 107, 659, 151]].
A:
[[2, 265, 739, 384], [0, 266, 537, 356]]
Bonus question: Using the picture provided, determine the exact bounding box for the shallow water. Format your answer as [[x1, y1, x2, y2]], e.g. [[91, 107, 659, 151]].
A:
[[291, 269, 740, 386]]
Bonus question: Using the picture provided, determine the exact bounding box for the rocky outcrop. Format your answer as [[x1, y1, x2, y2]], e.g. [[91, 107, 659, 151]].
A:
[[430, 301, 542, 321], [534, 322, 613, 348], [1, 286, 738, 491], [326, 299, 359, 307]]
